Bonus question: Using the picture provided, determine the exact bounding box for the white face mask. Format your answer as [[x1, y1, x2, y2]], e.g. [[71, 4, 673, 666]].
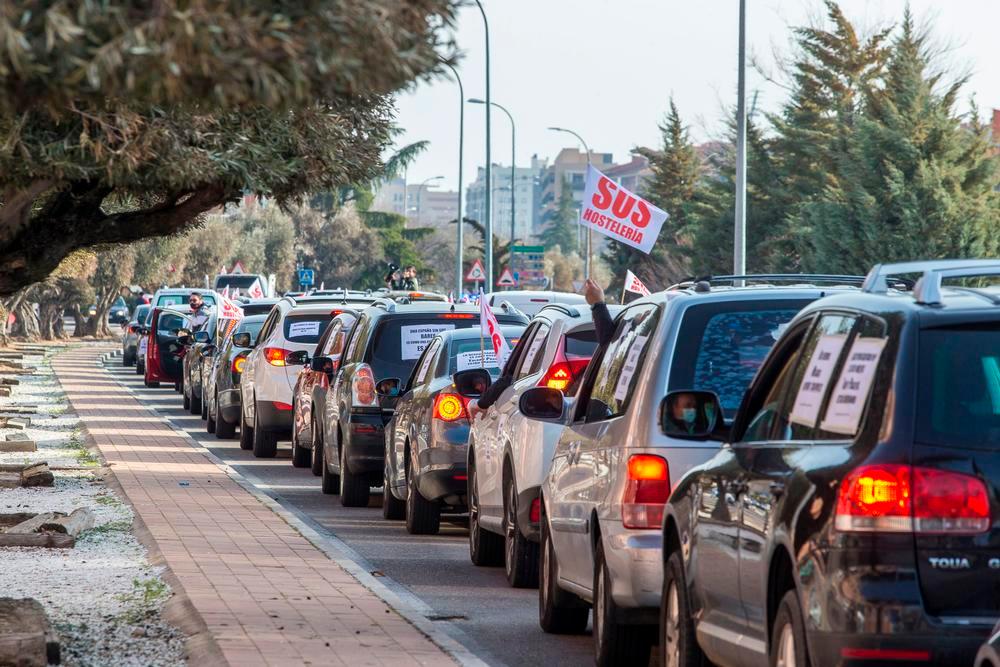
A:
[[681, 407, 697, 423]]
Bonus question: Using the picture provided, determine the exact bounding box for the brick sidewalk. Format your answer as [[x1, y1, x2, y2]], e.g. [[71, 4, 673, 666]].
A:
[[53, 347, 455, 667]]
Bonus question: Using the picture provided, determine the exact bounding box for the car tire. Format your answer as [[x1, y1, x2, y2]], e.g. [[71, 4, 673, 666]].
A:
[[251, 405, 278, 458], [215, 392, 236, 439], [200, 391, 208, 420], [382, 461, 406, 520], [144, 380, 160, 389], [291, 422, 311, 468], [661, 551, 705, 667], [320, 439, 340, 495], [593, 540, 653, 666], [190, 386, 202, 415], [339, 436, 369, 507], [405, 463, 440, 535], [238, 405, 254, 451], [468, 461, 503, 566], [771, 589, 810, 667], [504, 478, 540, 588], [182, 384, 191, 410], [175, 379, 182, 393], [310, 416, 324, 477], [206, 402, 217, 434], [538, 512, 589, 634]]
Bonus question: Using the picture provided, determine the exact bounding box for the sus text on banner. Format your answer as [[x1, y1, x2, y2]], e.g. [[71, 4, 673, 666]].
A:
[[624, 269, 651, 296], [580, 164, 668, 254], [480, 294, 512, 368]]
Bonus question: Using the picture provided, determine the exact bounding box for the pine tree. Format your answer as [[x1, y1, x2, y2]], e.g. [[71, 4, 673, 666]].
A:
[[539, 176, 580, 254], [604, 99, 701, 292]]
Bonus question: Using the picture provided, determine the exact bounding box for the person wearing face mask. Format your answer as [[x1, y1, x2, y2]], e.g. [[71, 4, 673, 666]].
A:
[[668, 392, 706, 436], [187, 292, 211, 331]]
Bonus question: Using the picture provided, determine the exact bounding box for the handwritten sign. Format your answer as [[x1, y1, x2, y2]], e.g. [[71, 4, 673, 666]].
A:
[[401, 324, 454, 360], [789, 334, 847, 427], [820, 337, 887, 435]]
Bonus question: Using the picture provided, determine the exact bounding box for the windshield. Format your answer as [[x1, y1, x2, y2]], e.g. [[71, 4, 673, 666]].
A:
[[215, 275, 262, 290], [237, 319, 265, 344], [917, 326, 1000, 450], [157, 293, 217, 307], [668, 300, 812, 418], [283, 313, 333, 345], [133, 305, 150, 322]]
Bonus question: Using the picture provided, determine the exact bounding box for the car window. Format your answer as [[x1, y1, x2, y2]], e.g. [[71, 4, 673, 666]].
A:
[[366, 316, 480, 383], [236, 318, 265, 345], [668, 299, 812, 419], [518, 324, 551, 378], [774, 313, 856, 441], [410, 340, 442, 389], [256, 309, 279, 343], [133, 305, 150, 323], [321, 321, 343, 356], [283, 313, 334, 344], [157, 294, 216, 307], [582, 304, 661, 423], [344, 315, 370, 365], [447, 335, 521, 376], [157, 312, 188, 335]]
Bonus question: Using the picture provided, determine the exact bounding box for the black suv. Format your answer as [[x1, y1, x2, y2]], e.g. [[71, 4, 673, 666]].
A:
[[660, 260, 1000, 667], [320, 299, 528, 507]]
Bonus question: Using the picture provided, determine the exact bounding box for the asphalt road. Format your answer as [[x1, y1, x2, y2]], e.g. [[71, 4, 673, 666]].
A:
[[104, 359, 597, 667]]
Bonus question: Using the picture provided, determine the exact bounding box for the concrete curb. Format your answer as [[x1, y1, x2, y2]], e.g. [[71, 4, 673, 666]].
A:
[[95, 350, 489, 667]]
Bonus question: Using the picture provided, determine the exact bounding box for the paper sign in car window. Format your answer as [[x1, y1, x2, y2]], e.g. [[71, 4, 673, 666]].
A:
[[614, 335, 648, 402], [521, 331, 549, 371], [401, 325, 455, 360], [456, 350, 499, 372], [820, 337, 887, 435], [288, 320, 321, 338], [789, 334, 847, 427], [416, 345, 437, 382]]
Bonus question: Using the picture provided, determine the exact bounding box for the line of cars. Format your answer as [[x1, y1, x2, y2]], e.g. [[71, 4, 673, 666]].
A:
[[130, 265, 999, 667]]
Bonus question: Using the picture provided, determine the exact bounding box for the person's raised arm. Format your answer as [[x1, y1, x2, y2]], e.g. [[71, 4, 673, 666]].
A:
[[584, 279, 615, 345]]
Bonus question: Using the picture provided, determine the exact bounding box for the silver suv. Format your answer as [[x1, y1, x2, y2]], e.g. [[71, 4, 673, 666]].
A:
[[526, 276, 861, 665]]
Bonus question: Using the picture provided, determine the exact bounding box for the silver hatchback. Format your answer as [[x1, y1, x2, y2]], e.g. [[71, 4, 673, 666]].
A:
[[531, 278, 860, 665]]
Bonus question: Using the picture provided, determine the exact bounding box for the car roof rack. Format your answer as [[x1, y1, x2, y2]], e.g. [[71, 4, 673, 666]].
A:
[[371, 298, 397, 312], [496, 300, 528, 319], [862, 259, 1000, 306], [537, 304, 581, 318]]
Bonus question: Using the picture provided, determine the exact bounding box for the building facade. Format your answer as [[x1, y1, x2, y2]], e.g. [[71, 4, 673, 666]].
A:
[[370, 178, 459, 229], [465, 157, 546, 242]]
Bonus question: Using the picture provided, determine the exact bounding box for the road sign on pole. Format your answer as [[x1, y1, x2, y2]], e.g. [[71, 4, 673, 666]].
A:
[[231, 261, 246, 275], [496, 267, 517, 288], [465, 259, 487, 283], [297, 268, 315, 287]]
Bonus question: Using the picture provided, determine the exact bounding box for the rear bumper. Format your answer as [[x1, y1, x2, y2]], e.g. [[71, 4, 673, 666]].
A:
[[343, 412, 389, 474], [416, 466, 468, 505], [602, 523, 662, 620], [516, 485, 542, 542], [808, 628, 986, 666], [218, 388, 241, 425], [256, 400, 293, 433]]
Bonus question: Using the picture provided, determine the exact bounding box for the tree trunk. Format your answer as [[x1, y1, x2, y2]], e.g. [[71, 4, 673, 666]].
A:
[[13, 300, 40, 341], [70, 305, 86, 338]]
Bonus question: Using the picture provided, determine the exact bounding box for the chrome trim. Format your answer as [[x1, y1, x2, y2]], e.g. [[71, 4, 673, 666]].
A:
[[550, 517, 589, 534], [696, 620, 767, 655]]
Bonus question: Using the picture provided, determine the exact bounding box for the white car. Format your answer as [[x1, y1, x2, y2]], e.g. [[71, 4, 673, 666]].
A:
[[466, 303, 620, 587], [239, 298, 340, 457], [484, 291, 587, 317]]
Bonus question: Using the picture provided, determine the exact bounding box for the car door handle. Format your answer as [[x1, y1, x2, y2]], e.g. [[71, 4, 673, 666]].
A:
[[768, 482, 785, 498]]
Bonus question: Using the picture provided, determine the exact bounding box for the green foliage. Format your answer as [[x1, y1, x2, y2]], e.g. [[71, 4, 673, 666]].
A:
[[294, 203, 384, 289], [354, 211, 435, 289], [538, 177, 579, 255]]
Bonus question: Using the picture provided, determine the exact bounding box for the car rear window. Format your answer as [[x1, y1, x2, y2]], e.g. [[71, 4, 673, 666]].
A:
[[565, 329, 597, 359], [215, 276, 261, 290], [449, 335, 521, 374], [368, 316, 480, 382], [241, 304, 275, 317], [283, 313, 334, 344], [669, 300, 812, 418], [918, 325, 1000, 450], [237, 319, 265, 340], [157, 294, 217, 307]]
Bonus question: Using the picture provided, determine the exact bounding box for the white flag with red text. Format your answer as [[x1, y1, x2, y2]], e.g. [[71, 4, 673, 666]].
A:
[[479, 291, 512, 368], [580, 165, 668, 254], [247, 278, 264, 299], [624, 270, 651, 296]]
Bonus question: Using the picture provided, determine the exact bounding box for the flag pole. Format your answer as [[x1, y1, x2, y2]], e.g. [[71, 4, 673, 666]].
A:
[[479, 287, 485, 362]]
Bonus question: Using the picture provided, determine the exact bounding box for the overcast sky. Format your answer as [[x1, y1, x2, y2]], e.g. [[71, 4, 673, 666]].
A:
[[393, 0, 1000, 194]]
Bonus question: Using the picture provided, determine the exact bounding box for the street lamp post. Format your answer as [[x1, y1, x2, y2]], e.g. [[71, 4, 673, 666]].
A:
[[443, 63, 465, 297], [469, 99, 515, 247], [547, 126, 592, 279], [734, 0, 747, 279], [474, 0, 493, 288]]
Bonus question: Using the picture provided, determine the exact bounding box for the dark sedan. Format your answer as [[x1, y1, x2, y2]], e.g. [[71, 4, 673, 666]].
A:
[[205, 314, 267, 439], [384, 325, 524, 534]]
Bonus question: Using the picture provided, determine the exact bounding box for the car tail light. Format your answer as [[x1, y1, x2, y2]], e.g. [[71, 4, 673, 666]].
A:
[[351, 365, 378, 408], [539, 359, 590, 393], [231, 355, 247, 374], [530, 498, 541, 524], [147, 332, 158, 362], [330, 309, 343, 316], [841, 648, 930, 662], [835, 464, 990, 534], [441, 313, 475, 319], [264, 347, 291, 367], [273, 401, 293, 411], [433, 393, 469, 422], [128, 325, 138, 333], [622, 454, 670, 529]]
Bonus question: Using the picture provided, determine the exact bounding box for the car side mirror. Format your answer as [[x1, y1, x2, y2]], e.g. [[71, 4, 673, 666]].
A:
[[193, 331, 211, 343], [310, 355, 334, 374], [660, 390, 723, 440], [376, 377, 401, 397], [285, 350, 309, 365], [519, 387, 565, 422], [232, 332, 252, 348], [453, 369, 492, 398]]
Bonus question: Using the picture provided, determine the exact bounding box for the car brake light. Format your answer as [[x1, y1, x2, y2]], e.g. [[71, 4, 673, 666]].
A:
[[441, 313, 475, 319], [264, 347, 290, 367], [622, 454, 670, 529], [540, 358, 590, 393], [841, 648, 930, 661], [433, 393, 469, 422], [330, 309, 343, 316], [835, 464, 990, 534], [232, 355, 246, 373], [351, 365, 378, 408], [273, 401, 293, 411], [530, 498, 541, 523]]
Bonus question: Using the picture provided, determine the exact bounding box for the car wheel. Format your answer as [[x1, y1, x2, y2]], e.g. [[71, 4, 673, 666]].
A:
[[251, 404, 278, 458], [310, 415, 324, 477], [190, 385, 202, 415], [593, 540, 653, 666], [291, 420, 311, 468], [238, 404, 254, 451], [504, 478, 540, 588], [538, 511, 589, 634], [206, 399, 216, 434], [182, 382, 191, 410], [320, 436, 340, 494], [661, 550, 705, 667], [382, 459, 406, 520], [468, 461, 503, 566], [405, 461, 440, 534], [215, 392, 236, 439], [199, 390, 208, 420], [339, 436, 369, 507], [771, 590, 810, 667], [175, 378, 182, 393]]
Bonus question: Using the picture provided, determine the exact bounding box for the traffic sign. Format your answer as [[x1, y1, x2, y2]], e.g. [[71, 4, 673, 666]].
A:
[[572, 280, 585, 292], [511, 245, 547, 288], [231, 261, 246, 274], [297, 268, 315, 287], [496, 266, 517, 287], [465, 259, 486, 283]]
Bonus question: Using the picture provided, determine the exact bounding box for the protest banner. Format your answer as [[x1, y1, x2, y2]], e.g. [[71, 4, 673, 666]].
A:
[[580, 164, 668, 254]]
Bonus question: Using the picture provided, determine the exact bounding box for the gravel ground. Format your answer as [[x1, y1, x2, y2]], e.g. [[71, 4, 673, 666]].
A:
[[0, 345, 186, 666]]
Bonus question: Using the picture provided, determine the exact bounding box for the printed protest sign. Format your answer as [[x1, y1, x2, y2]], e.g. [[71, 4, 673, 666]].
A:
[[820, 337, 887, 435], [789, 334, 847, 427], [580, 165, 668, 254], [288, 320, 320, 339], [401, 324, 455, 360], [456, 350, 499, 372], [247, 278, 264, 299], [614, 335, 648, 401], [624, 270, 651, 296]]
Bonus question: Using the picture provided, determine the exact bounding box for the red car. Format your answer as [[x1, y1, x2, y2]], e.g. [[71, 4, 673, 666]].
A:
[[290, 310, 358, 473], [142, 307, 192, 389]]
